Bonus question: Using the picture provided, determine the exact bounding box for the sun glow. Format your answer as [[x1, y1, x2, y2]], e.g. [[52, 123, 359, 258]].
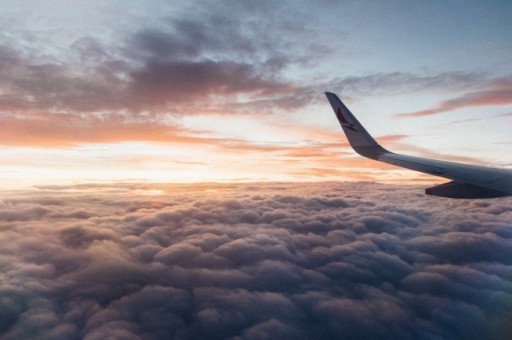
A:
[[0, 1, 511, 189]]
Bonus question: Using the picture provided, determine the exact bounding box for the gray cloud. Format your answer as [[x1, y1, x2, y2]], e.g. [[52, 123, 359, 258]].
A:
[[0, 182, 511, 339], [2, 2, 507, 147], [1, 2, 492, 118], [0, 5, 301, 117], [328, 71, 485, 96]]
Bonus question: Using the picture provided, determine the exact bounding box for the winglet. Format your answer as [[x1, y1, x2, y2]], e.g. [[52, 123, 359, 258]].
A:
[[325, 92, 388, 159]]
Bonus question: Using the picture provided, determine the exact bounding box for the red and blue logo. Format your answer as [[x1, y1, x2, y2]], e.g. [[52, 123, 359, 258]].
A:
[[336, 107, 358, 132]]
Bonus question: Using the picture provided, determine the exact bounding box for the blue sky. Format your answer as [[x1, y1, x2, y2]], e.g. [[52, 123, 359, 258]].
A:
[[0, 0, 511, 187]]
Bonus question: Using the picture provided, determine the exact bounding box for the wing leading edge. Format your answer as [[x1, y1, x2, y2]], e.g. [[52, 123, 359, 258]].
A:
[[325, 92, 512, 198]]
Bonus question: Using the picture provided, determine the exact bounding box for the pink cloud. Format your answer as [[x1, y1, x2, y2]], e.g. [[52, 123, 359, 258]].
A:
[[396, 79, 512, 118]]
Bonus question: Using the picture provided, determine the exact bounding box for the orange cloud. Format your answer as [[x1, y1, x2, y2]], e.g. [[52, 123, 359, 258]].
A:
[[0, 113, 208, 147], [396, 79, 512, 118]]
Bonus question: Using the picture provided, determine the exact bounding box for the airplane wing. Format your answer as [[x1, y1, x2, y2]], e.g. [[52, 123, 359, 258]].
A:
[[325, 92, 512, 198]]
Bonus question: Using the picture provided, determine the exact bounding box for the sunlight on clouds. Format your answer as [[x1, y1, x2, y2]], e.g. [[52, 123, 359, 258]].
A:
[[0, 141, 443, 189], [0, 182, 511, 338]]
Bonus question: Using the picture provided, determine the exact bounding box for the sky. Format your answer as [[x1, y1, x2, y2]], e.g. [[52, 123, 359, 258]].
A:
[[1, 183, 511, 339], [1, 3, 512, 339], [0, 1, 511, 188]]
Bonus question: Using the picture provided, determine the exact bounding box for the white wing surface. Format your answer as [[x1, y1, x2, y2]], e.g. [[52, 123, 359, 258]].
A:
[[325, 92, 512, 198]]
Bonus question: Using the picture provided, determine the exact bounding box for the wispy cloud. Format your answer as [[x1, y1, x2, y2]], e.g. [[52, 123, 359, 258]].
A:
[[495, 112, 512, 118], [328, 71, 483, 95], [0, 6, 497, 148], [396, 78, 512, 118], [0, 10, 500, 151], [0, 112, 189, 147]]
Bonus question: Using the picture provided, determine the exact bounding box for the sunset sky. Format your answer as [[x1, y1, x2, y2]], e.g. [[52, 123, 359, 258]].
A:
[[1, 1, 512, 188], [2, 3, 512, 338]]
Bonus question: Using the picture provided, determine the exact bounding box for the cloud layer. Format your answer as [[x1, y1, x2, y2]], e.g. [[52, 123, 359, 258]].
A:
[[1, 182, 511, 339]]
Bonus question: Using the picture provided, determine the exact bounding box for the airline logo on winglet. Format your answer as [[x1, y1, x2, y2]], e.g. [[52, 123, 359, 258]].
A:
[[336, 107, 358, 132]]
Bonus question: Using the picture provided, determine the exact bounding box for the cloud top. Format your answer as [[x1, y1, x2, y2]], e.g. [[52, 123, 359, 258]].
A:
[[1, 182, 511, 339]]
